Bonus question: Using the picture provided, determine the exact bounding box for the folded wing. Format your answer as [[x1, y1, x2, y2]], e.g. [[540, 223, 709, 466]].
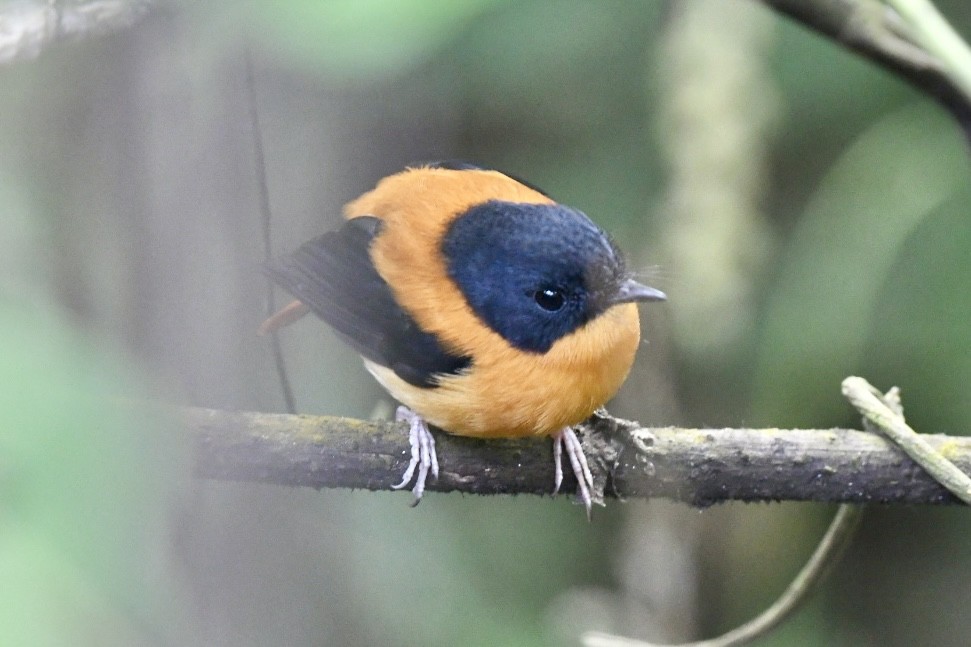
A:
[[263, 216, 470, 388]]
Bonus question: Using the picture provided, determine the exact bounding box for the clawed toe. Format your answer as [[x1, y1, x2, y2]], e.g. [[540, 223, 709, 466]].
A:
[[552, 427, 595, 519], [392, 406, 439, 504]]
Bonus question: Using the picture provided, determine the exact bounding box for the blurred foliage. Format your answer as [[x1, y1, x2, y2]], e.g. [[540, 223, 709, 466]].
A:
[[239, 0, 508, 81], [0, 298, 189, 644], [656, 1, 779, 362], [753, 102, 971, 427], [2, 0, 971, 646]]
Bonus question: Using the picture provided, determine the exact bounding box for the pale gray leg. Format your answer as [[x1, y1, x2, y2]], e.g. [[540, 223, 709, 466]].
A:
[[391, 406, 439, 505], [552, 427, 594, 518], [553, 434, 564, 494]]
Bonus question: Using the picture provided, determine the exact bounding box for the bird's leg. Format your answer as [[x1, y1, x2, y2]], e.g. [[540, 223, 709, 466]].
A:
[[552, 427, 595, 519], [391, 405, 439, 505]]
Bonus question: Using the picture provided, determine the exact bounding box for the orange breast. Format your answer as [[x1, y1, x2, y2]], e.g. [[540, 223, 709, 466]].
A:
[[366, 303, 640, 438]]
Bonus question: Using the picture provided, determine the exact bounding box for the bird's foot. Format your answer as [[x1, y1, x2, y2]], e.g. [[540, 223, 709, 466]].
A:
[[391, 406, 439, 506], [552, 426, 595, 519]]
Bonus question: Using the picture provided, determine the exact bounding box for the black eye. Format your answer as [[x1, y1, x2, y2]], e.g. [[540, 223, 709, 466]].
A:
[[534, 287, 565, 311]]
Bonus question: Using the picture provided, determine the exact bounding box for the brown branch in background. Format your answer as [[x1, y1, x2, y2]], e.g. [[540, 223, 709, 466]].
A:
[[760, 0, 971, 138], [3, 1, 970, 132], [0, 0, 153, 65], [189, 407, 971, 506]]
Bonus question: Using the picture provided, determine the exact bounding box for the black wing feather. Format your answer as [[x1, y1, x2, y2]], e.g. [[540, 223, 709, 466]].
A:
[[263, 216, 470, 388]]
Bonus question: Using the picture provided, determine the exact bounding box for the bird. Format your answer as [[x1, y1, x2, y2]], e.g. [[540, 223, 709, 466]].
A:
[[260, 161, 665, 516]]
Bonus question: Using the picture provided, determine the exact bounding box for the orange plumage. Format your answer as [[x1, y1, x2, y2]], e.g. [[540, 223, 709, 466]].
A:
[[263, 163, 664, 512], [347, 167, 642, 438]]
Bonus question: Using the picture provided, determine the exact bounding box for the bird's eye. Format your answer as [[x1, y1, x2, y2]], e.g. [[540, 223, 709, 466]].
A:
[[534, 287, 565, 312]]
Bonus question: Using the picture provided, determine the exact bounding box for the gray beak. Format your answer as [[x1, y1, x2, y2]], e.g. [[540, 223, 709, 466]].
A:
[[612, 278, 666, 305]]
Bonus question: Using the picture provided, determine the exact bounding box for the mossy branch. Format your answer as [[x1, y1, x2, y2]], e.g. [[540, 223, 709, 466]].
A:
[[189, 407, 971, 506]]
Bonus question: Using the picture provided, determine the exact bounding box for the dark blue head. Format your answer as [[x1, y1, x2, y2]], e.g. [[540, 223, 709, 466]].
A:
[[442, 200, 665, 353]]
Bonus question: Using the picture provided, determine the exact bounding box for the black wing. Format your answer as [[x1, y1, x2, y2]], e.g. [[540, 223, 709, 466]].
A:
[[263, 216, 470, 388]]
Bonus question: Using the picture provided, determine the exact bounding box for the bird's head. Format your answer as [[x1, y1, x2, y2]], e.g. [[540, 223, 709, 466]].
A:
[[442, 200, 665, 353]]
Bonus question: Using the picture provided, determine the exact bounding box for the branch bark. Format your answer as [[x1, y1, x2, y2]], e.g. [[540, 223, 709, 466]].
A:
[[189, 407, 971, 506]]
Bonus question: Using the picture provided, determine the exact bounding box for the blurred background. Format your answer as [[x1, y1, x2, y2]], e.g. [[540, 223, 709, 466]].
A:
[[3, 0, 971, 645]]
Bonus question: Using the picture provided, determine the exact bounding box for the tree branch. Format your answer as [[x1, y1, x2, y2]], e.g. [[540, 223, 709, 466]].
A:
[[188, 407, 971, 506], [0, 0, 152, 65], [759, 0, 971, 138]]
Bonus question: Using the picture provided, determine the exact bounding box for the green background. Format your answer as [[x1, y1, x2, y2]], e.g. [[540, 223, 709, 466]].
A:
[[2, 1, 971, 645]]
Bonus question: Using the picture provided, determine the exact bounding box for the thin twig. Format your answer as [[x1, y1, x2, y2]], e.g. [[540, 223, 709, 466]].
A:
[[842, 376, 971, 504], [886, 0, 971, 99], [244, 50, 296, 414], [582, 505, 863, 647]]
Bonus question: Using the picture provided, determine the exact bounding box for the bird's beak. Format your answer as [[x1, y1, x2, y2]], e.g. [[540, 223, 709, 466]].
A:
[[612, 278, 666, 305]]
